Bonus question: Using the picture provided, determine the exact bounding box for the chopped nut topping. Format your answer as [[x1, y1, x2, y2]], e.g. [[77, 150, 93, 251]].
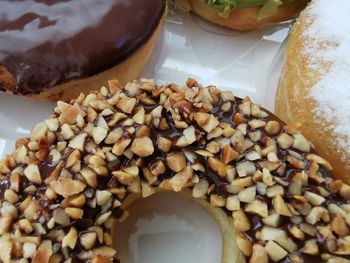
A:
[[265, 240, 288, 262], [149, 159, 166, 176], [157, 136, 172, 152], [226, 195, 240, 211], [306, 153, 333, 170], [62, 227, 78, 249], [194, 112, 209, 126], [265, 120, 280, 135], [68, 133, 87, 151], [50, 177, 86, 198], [91, 126, 108, 144], [166, 152, 186, 172], [331, 214, 349, 237], [301, 239, 319, 255], [65, 207, 83, 219], [202, 114, 219, 133], [238, 186, 256, 203], [4, 189, 19, 204], [24, 164, 42, 184], [183, 125, 196, 144], [66, 149, 81, 168], [80, 232, 97, 250], [131, 137, 154, 157], [113, 140, 131, 158], [237, 161, 256, 177], [289, 225, 305, 240], [169, 166, 193, 192], [132, 107, 145, 125], [245, 199, 268, 217], [306, 207, 329, 224], [23, 242, 37, 259], [210, 194, 226, 207], [304, 191, 325, 206], [250, 244, 268, 263], [222, 145, 239, 164], [141, 180, 155, 198], [117, 97, 136, 114], [81, 167, 98, 188], [262, 212, 280, 227], [277, 133, 294, 149], [273, 195, 292, 217], [192, 179, 209, 198], [0, 78, 347, 262]]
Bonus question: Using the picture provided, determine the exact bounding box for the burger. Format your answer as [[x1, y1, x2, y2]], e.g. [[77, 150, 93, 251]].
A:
[[176, 0, 309, 31]]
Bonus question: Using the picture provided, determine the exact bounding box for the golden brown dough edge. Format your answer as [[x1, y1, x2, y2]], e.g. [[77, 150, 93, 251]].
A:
[[275, 9, 350, 183], [187, 0, 309, 31], [0, 15, 165, 102]]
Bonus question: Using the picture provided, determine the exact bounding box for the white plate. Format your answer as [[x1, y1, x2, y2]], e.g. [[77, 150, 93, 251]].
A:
[[114, 192, 222, 263], [0, 4, 290, 263]]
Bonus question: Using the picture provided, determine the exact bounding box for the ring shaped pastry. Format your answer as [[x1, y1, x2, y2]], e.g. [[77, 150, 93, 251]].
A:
[[276, 0, 350, 184], [0, 0, 166, 102], [0, 79, 350, 263]]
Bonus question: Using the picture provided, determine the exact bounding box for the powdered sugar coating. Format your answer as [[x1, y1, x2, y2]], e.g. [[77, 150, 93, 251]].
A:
[[302, 0, 350, 157]]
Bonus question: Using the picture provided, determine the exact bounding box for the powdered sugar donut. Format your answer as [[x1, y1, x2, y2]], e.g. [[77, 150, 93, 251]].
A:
[[276, 0, 350, 183]]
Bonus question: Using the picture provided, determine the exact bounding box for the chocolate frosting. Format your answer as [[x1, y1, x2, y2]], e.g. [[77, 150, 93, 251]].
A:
[[0, 0, 165, 94]]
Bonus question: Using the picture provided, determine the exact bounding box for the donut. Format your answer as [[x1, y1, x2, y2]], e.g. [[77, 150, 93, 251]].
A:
[[1, 78, 350, 263], [275, 0, 350, 184], [0, 0, 166, 102], [175, 0, 309, 31]]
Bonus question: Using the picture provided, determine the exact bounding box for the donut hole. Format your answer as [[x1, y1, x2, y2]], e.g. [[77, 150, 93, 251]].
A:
[[112, 191, 222, 263]]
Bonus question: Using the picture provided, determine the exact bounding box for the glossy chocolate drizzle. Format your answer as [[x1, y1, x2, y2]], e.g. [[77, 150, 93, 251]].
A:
[[0, 0, 165, 94]]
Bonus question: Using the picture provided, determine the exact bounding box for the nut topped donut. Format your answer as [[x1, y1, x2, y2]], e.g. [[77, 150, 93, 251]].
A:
[[1, 79, 350, 262], [0, 0, 166, 101]]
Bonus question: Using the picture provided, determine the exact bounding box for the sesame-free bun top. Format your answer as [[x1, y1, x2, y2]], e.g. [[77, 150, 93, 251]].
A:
[[178, 0, 309, 31]]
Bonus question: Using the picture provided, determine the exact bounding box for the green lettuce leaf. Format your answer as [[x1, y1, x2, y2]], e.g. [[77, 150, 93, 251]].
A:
[[205, 0, 289, 18], [258, 0, 283, 19]]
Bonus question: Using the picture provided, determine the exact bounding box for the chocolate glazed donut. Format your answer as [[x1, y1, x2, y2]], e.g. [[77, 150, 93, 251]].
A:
[[0, 79, 350, 262], [0, 0, 166, 101]]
